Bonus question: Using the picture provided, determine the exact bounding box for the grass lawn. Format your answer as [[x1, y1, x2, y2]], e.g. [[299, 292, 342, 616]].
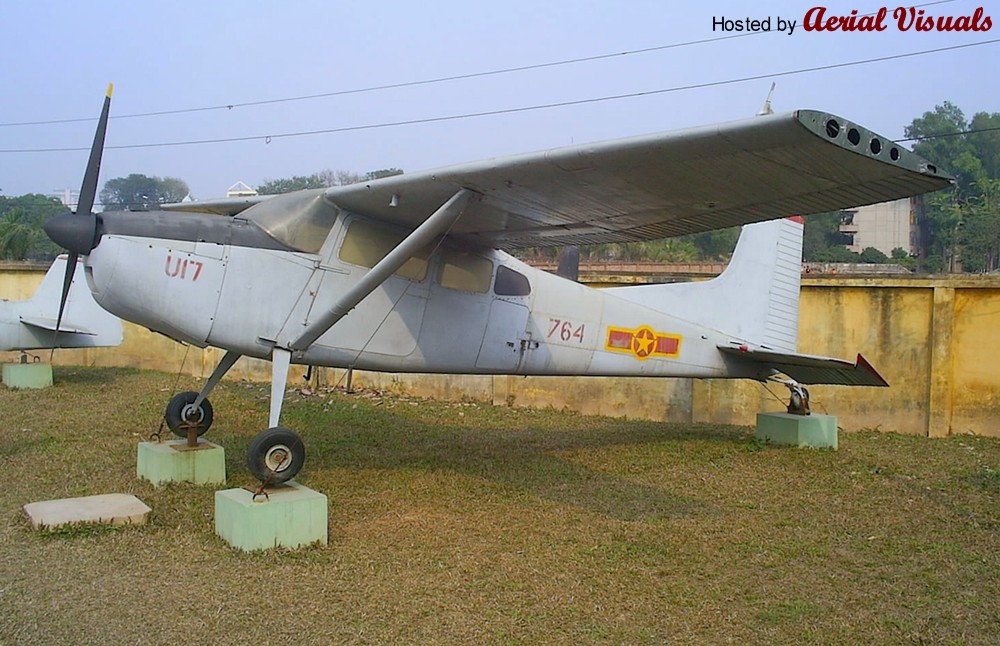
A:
[[1, 366, 998, 644]]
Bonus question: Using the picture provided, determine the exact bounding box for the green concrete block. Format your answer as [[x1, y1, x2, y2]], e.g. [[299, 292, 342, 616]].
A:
[[3, 363, 53, 389], [136, 440, 226, 486], [215, 482, 328, 552], [756, 412, 838, 449]]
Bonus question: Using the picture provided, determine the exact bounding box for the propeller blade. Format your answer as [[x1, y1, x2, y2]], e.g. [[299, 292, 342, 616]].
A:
[[52, 84, 113, 352], [76, 83, 113, 218], [52, 253, 79, 353]]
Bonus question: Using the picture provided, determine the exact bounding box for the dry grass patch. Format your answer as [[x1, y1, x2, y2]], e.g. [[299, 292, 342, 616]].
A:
[[0, 366, 997, 644]]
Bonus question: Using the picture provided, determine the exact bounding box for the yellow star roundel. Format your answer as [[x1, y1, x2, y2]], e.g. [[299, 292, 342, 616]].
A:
[[605, 325, 682, 361]]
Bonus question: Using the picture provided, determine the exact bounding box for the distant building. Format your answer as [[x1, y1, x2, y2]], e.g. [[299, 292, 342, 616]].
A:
[[226, 181, 258, 198], [838, 197, 921, 256], [49, 188, 79, 208]]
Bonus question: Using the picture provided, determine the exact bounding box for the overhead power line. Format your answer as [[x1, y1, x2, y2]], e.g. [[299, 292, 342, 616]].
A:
[[1, 38, 996, 155], [0, 0, 958, 129], [896, 126, 1000, 143]]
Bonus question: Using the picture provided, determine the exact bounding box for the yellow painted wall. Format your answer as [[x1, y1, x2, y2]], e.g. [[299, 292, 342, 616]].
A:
[[3, 267, 999, 437]]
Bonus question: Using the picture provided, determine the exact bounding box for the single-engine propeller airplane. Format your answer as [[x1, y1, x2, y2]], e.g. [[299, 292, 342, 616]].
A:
[[1, 254, 122, 353], [44, 85, 952, 485]]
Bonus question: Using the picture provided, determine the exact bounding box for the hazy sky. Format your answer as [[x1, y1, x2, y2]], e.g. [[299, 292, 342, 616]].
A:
[[1, 0, 997, 203]]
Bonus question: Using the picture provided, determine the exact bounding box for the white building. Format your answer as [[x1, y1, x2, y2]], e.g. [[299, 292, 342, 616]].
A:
[[49, 188, 79, 208], [839, 197, 921, 256], [226, 181, 258, 198]]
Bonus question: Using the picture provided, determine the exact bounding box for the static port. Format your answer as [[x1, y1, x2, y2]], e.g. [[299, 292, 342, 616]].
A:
[[825, 119, 840, 138], [870, 138, 882, 154], [847, 128, 861, 146], [890, 147, 900, 161]]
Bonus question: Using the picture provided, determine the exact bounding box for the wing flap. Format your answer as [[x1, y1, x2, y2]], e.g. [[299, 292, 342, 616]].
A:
[[719, 345, 889, 387], [323, 109, 951, 248]]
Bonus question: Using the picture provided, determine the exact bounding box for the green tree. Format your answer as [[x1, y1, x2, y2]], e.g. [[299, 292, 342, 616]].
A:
[[891, 247, 917, 271], [365, 168, 404, 181], [100, 174, 190, 210], [859, 247, 890, 263], [257, 168, 405, 195], [802, 211, 852, 261], [0, 193, 67, 259], [0, 209, 41, 260], [956, 178, 1000, 273], [905, 103, 1000, 271], [811, 246, 861, 263], [683, 227, 740, 260], [257, 173, 331, 194]]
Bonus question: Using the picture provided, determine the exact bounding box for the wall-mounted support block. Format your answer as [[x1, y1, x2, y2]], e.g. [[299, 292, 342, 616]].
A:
[[756, 412, 838, 449], [215, 482, 328, 552], [3, 363, 53, 389], [137, 439, 226, 486]]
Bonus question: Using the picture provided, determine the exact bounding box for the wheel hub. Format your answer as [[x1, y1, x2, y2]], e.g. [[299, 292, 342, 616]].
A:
[[264, 444, 293, 472], [181, 404, 205, 425]]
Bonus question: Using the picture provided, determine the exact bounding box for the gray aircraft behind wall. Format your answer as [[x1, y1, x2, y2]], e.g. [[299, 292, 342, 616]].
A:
[[44, 85, 952, 486], [0, 254, 122, 353]]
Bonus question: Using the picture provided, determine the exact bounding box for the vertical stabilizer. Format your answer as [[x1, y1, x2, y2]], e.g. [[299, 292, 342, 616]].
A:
[[605, 218, 804, 351]]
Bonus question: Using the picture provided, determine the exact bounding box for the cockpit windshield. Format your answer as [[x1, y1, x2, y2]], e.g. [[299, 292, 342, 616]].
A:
[[245, 189, 339, 254]]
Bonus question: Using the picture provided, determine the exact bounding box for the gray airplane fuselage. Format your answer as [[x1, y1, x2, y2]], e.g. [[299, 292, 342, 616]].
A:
[[83, 208, 751, 380]]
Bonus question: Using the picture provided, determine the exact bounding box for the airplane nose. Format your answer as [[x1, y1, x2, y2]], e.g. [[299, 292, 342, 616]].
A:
[[44, 212, 101, 255]]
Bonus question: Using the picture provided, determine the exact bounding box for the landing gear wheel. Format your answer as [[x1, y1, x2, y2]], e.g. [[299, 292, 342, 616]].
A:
[[247, 427, 305, 485], [164, 391, 214, 438]]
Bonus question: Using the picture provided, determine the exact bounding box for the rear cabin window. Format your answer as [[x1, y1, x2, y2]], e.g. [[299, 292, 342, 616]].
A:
[[438, 250, 493, 293], [494, 265, 531, 296], [338, 220, 429, 281]]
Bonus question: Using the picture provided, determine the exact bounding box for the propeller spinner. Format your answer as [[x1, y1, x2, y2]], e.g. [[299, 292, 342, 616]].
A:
[[44, 83, 113, 341]]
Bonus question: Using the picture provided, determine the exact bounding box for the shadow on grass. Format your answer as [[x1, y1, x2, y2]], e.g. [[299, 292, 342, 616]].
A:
[[279, 398, 748, 522], [51, 366, 144, 387]]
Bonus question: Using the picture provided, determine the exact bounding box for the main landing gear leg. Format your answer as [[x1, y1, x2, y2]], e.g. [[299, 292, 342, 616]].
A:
[[164, 350, 242, 442], [246, 348, 305, 487], [785, 382, 811, 416], [766, 376, 811, 416]]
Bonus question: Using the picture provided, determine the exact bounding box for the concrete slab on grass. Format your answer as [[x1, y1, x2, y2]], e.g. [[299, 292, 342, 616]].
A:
[[23, 493, 151, 530]]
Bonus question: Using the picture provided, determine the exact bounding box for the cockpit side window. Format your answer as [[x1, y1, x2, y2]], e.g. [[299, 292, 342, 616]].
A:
[[438, 249, 493, 293], [338, 219, 429, 281], [494, 265, 531, 296]]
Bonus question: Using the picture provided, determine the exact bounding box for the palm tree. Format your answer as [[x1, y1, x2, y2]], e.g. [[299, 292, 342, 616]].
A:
[[0, 209, 40, 260]]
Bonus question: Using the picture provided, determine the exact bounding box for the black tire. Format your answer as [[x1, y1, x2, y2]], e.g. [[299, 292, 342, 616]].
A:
[[164, 391, 214, 438], [246, 427, 305, 484]]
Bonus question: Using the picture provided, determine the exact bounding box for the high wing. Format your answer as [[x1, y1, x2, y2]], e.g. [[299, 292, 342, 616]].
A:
[[315, 109, 950, 248], [164, 195, 272, 216], [718, 346, 889, 387]]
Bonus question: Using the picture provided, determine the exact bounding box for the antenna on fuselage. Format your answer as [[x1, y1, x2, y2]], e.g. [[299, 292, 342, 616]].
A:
[[757, 82, 776, 117]]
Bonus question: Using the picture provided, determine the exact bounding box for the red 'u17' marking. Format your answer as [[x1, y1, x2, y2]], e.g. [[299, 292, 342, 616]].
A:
[[165, 254, 203, 281]]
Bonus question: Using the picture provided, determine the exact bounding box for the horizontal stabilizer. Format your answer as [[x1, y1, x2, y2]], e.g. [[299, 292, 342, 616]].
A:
[[20, 316, 96, 336], [718, 345, 888, 387]]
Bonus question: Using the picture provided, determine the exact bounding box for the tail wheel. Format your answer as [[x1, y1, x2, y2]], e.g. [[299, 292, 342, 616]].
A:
[[787, 386, 811, 416], [247, 427, 305, 485], [165, 391, 214, 437]]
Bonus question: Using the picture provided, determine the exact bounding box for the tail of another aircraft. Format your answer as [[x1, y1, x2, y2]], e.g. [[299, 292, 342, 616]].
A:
[[7, 255, 123, 350], [605, 218, 804, 351]]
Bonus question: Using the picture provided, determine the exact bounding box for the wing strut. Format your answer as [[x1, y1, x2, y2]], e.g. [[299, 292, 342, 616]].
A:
[[288, 188, 477, 351]]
